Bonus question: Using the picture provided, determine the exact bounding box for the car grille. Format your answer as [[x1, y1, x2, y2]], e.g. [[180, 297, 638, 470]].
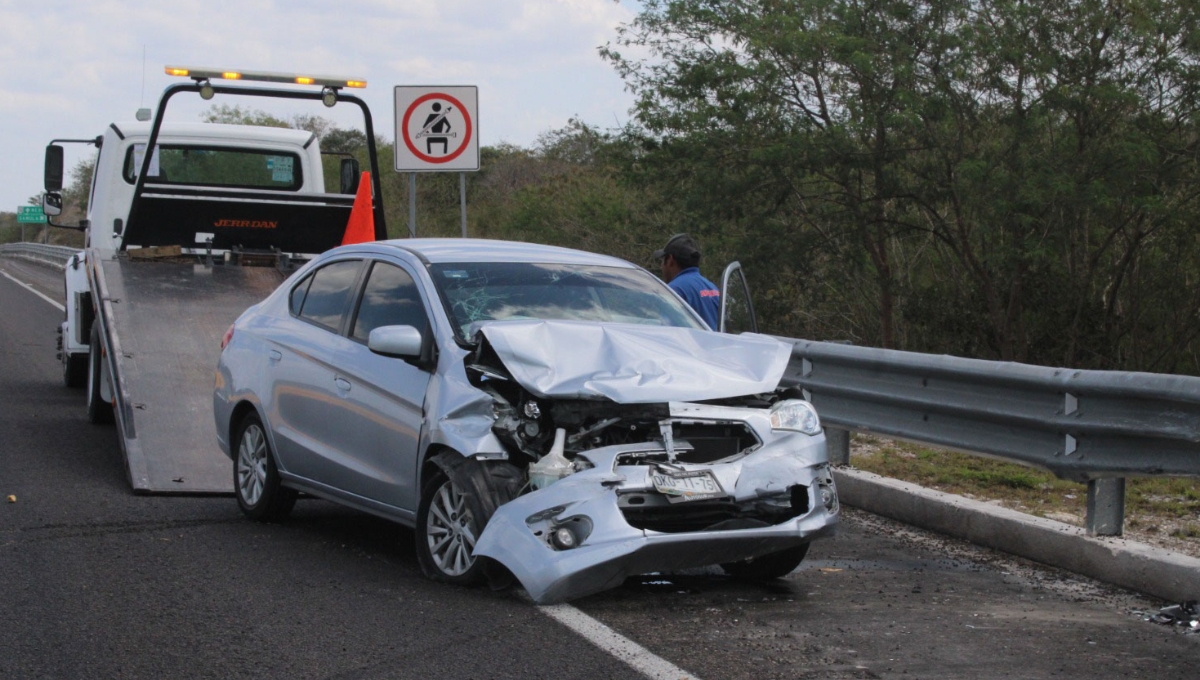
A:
[[619, 485, 809, 534], [672, 422, 759, 463], [611, 422, 761, 466]]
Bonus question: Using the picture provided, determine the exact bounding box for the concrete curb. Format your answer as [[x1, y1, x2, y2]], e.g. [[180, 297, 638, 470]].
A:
[[833, 467, 1200, 603]]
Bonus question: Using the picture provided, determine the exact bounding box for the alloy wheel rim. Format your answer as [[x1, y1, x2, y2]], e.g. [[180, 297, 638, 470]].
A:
[[426, 480, 476, 576], [237, 424, 268, 506]]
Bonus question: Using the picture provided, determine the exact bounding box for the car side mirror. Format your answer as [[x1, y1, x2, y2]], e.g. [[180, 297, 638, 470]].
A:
[[45, 145, 64, 192], [368, 325, 423, 358], [42, 192, 63, 217], [340, 158, 360, 194]]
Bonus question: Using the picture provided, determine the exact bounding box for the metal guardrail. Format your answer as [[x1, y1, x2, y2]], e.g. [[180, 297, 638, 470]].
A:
[[0, 243, 78, 269], [3, 241, 1192, 537], [782, 339, 1200, 535]]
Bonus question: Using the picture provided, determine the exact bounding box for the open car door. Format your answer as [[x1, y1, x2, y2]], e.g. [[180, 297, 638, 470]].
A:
[[719, 261, 758, 333]]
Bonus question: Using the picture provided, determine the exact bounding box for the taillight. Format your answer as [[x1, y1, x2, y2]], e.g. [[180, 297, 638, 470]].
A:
[[221, 324, 235, 350]]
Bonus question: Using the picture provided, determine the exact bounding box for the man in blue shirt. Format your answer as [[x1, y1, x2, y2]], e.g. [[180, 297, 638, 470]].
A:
[[653, 233, 722, 330]]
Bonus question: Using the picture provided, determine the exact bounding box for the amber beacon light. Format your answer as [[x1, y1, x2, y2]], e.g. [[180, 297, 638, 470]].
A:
[[163, 66, 367, 90]]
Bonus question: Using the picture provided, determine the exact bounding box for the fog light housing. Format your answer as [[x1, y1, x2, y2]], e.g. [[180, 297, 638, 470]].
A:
[[552, 527, 577, 550], [820, 486, 835, 509]]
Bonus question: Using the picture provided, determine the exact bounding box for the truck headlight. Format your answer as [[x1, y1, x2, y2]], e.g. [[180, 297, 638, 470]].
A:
[[769, 399, 822, 435]]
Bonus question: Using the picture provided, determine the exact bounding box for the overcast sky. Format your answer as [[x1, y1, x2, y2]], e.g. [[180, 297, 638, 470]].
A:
[[0, 0, 643, 211]]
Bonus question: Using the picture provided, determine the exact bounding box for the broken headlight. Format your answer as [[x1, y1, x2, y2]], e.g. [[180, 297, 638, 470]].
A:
[[769, 399, 821, 435]]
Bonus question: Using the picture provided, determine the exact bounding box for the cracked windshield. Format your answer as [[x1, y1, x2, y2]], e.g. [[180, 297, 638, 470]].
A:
[[430, 262, 704, 338]]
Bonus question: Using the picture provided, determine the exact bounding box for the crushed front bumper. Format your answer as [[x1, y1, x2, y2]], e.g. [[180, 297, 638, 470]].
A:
[[474, 428, 838, 604]]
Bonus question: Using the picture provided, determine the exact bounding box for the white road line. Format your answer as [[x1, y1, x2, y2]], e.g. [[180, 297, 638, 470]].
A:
[[0, 269, 65, 312], [538, 603, 699, 680]]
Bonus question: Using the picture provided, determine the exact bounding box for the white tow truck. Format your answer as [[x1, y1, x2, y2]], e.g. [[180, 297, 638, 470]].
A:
[[44, 67, 386, 493]]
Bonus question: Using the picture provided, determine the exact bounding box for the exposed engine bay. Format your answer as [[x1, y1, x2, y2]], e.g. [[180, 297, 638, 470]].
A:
[[466, 331, 776, 469]]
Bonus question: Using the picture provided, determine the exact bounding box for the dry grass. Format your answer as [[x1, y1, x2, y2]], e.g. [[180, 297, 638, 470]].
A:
[[849, 435, 1200, 559]]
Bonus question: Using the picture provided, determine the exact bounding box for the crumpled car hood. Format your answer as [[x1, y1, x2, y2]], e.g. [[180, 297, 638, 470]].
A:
[[477, 320, 791, 403]]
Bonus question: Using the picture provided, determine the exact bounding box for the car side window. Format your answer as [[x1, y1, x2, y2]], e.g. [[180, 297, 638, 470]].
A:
[[296, 260, 362, 331], [351, 262, 429, 342], [289, 274, 313, 315]]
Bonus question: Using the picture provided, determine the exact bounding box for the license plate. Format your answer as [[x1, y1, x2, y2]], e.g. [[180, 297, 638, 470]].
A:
[[651, 469, 725, 503]]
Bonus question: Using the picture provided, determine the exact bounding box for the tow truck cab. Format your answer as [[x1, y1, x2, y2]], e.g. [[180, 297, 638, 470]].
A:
[[83, 123, 329, 251]]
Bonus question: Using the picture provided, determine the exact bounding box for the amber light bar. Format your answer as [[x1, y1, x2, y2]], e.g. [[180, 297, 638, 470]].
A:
[[163, 66, 366, 89]]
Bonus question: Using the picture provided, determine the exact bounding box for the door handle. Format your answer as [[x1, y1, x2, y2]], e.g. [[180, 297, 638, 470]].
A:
[[268, 350, 282, 362], [334, 377, 351, 392]]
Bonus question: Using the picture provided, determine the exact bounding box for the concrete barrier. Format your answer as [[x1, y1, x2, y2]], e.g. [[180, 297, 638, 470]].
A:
[[834, 467, 1200, 603]]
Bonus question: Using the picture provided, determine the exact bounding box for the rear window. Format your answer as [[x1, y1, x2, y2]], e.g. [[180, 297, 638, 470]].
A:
[[123, 144, 303, 191]]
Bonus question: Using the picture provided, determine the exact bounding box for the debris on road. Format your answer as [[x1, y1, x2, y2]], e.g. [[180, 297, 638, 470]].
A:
[[1139, 601, 1200, 633], [6, 495, 15, 503]]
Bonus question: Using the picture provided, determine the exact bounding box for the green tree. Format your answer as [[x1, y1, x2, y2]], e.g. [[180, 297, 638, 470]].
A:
[[604, 0, 1200, 374]]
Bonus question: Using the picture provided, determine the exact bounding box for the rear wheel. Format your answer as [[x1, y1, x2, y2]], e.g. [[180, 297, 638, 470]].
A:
[[416, 469, 486, 585], [86, 324, 114, 424], [233, 412, 296, 521], [721, 543, 810, 581]]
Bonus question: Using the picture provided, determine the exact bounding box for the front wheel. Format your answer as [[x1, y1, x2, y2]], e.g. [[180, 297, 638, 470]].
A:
[[721, 543, 810, 581], [416, 469, 486, 585], [233, 412, 296, 521]]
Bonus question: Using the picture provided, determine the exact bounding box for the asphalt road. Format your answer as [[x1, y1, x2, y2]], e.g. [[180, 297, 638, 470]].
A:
[[1, 256, 1197, 679]]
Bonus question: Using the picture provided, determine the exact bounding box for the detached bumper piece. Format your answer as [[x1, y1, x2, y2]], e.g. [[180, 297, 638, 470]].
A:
[[474, 438, 838, 604]]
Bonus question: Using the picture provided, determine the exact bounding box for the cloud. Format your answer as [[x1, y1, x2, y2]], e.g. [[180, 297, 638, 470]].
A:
[[0, 0, 641, 210]]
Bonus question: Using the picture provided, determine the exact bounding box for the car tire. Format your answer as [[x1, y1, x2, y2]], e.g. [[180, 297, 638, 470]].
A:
[[721, 543, 810, 581], [233, 412, 297, 521], [63, 350, 87, 389], [86, 324, 114, 424], [416, 467, 487, 586]]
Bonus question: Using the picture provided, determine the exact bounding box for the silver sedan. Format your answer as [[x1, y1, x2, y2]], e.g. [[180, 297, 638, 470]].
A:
[[214, 239, 838, 603]]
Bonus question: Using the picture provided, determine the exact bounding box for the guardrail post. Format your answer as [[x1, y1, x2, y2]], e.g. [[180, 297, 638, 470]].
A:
[[1085, 478, 1126, 536], [825, 427, 850, 466]]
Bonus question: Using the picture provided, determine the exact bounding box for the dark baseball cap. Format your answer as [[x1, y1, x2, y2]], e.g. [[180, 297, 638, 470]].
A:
[[652, 233, 701, 261]]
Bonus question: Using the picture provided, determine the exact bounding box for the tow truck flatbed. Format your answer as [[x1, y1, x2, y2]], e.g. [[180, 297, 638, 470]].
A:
[[93, 255, 286, 493]]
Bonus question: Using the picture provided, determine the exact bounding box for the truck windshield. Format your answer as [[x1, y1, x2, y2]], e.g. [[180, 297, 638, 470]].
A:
[[123, 145, 303, 191], [429, 262, 706, 340]]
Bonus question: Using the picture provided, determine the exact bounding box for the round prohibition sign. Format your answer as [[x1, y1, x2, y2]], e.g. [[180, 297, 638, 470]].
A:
[[402, 92, 473, 164]]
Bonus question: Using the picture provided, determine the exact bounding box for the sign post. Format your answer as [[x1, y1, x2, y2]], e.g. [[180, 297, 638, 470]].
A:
[[394, 86, 480, 237], [17, 206, 46, 242]]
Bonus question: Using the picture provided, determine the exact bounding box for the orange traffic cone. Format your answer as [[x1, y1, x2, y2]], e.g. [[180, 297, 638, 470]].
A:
[[341, 171, 375, 245]]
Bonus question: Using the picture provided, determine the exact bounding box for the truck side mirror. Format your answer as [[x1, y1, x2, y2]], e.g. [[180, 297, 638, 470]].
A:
[[45, 145, 65, 192], [42, 192, 63, 217], [340, 158, 360, 194]]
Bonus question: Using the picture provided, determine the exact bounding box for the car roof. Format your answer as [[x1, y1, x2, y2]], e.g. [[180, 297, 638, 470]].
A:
[[375, 239, 642, 267]]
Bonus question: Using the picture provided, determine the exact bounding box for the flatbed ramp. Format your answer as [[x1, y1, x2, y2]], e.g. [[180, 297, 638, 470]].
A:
[[96, 257, 286, 493]]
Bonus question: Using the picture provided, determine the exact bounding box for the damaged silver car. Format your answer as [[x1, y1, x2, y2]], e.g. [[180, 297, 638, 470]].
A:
[[214, 239, 838, 603]]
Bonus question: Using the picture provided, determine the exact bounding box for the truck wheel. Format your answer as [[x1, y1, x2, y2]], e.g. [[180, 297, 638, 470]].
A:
[[416, 468, 486, 585], [721, 543, 810, 581], [62, 350, 87, 389], [86, 325, 114, 424], [233, 412, 296, 521]]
